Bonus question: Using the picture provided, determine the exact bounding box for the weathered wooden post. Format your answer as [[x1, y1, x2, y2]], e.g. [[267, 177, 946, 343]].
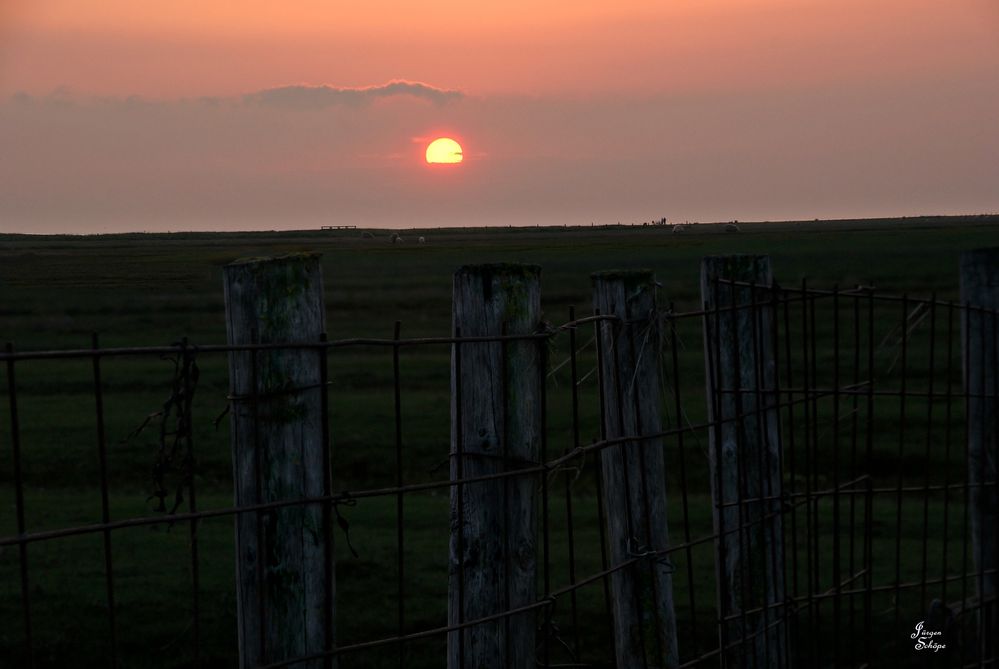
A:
[[960, 249, 999, 658], [449, 264, 542, 669], [592, 270, 680, 668], [700, 255, 786, 667], [224, 254, 333, 669]]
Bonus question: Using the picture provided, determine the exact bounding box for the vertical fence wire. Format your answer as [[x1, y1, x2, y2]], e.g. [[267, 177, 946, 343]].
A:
[[863, 290, 876, 662], [181, 336, 201, 668], [319, 331, 334, 669], [453, 326, 466, 669], [91, 333, 118, 668], [250, 332, 267, 664], [5, 342, 33, 669], [848, 292, 861, 667], [808, 288, 822, 663], [767, 282, 790, 667], [499, 325, 512, 666], [831, 287, 842, 669], [988, 307, 999, 662], [941, 302, 956, 607], [704, 285, 728, 667], [780, 288, 801, 664], [978, 309, 987, 667], [391, 322, 405, 669], [798, 282, 816, 664], [540, 330, 552, 668], [565, 306, 582, 660], [894, 295, 909, 664], [668, 309, 700, 659], [960, 300, 972, 668], [920, 298, 937, 613]]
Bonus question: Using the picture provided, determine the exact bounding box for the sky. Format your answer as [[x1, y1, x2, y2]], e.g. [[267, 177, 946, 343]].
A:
[[1, 1, 998, 233]]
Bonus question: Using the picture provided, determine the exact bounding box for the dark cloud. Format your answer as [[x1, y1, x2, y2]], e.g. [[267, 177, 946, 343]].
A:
[[243, 80, 463, 109], [6, 80, 464, 110], [7, 85, 78, 108]]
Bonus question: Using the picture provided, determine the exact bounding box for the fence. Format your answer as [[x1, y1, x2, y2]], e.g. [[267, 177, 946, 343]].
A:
[[1, 251, 998, 668]]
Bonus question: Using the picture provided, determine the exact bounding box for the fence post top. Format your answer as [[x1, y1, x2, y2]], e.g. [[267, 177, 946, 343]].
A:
[[960, 248, 999, 267], [961, 247, 999, 257], [701, 253, 770, 264], [700, 254, 772, 281], [590, 269, 655, 285], [454, 263, 541, 280], [960, 249, 999, 297], [224, 252, 322, 270]]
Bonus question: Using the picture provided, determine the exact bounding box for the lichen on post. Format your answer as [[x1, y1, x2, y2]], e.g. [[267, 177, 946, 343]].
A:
[[449, 263, 542, 669], [223, 253, 333, 669], [592, 269, 680, 669]]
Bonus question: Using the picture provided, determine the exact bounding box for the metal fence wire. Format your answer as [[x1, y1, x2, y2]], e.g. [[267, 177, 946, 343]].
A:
[[1, 279, 998, 668]]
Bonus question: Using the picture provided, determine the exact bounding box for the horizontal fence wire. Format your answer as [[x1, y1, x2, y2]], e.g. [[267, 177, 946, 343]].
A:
[[1, 284, 997, 668]]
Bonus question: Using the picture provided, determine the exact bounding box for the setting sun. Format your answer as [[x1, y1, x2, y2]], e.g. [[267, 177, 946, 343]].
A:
[[426, 137, 463, 164]]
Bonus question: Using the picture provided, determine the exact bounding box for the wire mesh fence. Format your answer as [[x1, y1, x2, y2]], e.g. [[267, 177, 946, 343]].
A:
[[1, 274, 997, 668]]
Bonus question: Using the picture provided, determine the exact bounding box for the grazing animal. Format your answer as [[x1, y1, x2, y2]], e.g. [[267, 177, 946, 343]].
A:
[[418, 236, 426, 244], [362, 231, 374, 239], [671, 225, 684, 234], [391, 233, 404, 243], [725, 223, 741, 233]]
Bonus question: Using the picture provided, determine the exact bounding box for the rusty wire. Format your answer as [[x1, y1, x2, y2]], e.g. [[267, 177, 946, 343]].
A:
[[3, 287, 999, 667]]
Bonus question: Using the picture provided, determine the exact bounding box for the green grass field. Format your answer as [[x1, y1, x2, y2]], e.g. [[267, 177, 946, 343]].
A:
[[2, 216, 998, 667]]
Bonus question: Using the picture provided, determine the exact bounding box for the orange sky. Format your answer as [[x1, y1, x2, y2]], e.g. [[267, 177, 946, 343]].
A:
[[1, 0, 998, 231], [5, 0, 997, 97]]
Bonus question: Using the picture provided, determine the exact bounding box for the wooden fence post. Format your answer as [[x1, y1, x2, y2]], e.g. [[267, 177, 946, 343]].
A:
[[224, 253, 332, 669], [449, 264, 542, 669], [592, 270, 680, 668], [960, 249, 999, 657], [700, 255, 786, 667]]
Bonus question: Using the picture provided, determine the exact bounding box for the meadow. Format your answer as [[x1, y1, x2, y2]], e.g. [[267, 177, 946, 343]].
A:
[[1, 215, 998, 667]]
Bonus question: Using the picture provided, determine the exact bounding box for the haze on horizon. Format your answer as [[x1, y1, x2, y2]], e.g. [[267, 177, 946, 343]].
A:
[[1, 0, 998, 234]]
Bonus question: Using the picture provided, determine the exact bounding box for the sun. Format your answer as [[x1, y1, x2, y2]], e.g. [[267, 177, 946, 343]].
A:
[[426, 137, 463, 164]]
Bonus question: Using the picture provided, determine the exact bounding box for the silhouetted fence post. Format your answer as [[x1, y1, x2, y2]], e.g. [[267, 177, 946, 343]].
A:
[[592, 270, 680, 668], [960, 249, 999, 659], [701, 255, 786, 667], [449, 264, 542, 669], [224, 254, 333, 669]]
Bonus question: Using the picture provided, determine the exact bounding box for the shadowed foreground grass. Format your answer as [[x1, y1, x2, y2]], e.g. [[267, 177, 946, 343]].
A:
[[2, 217, 999, 666]]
